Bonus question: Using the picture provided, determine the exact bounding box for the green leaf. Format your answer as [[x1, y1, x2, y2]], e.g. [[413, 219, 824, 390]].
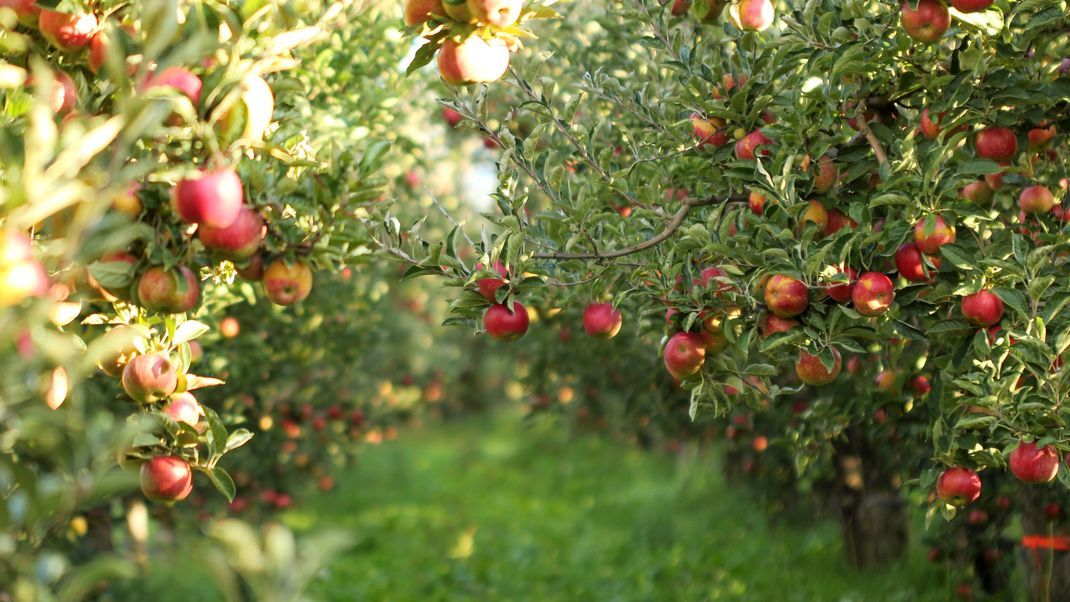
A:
[[205, 466, 236, 502]]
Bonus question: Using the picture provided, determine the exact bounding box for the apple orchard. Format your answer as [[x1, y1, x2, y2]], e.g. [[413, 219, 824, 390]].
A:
[[2, 0, 1070, 599]]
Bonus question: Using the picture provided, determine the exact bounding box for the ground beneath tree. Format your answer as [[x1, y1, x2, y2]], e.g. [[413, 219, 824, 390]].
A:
[[129, 412, 948, 601]]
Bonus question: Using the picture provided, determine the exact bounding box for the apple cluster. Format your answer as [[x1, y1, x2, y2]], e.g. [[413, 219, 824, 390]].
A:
[[404, 0, 558, 86]]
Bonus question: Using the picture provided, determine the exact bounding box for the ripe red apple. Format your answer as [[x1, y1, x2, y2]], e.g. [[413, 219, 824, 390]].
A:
[[795, 347, 842, 386], [734, 129, 772, 160], [950, 0, 993, 11], [484, 301, 529, 341], [801, 200, 828, 231], [404, 0, 444, 25], [975, 126, 1017, 162], [122, 353, 178, 404], [173, 168, 243, 229], [852, 272, 894, 316], [442, 107, 463, 127], [437, 36, 510, 85], [960, 179, 994, 205], [583, 303, 623, 339], [911, 375, 932, 395], [220, 316, 240, 338], [701, 316, 728, 353], [263, 259, 313, 305], [936, 466, 981, 506], [826, 265, 858, 303], [900, 0, 949, 43], [1045, 502, 1062, 520], [813, 155, 838, 193], [236, 253, 264, 281], [38, 9, 97, 50], [142, 66, 203, 105], [1008, 440, 1059, 484], [764, 274, 808, 318], [467, 0, 521, 27], [137, 266, 200, 313], [762, 314, 797, 336], [1028, 124, 1056, 150], [198, 205, 264, 260], [140, 456, 193, 502], [664, 332, 706, 379], [88, 24, 135, 74], [748, 191, 766, 215], [0, 0, 39, 26], [967, 509, 988, 525], [895, 243, 939, 282], [164, 392, 202, 426], [691, 113, 728, 147], [476, 260, 508, 300], [731, 0, 774, 31], [961, 290, 1003, 326], [1019, 185, 1055, 214], [919, 108, 943, 139], [823, 209, 856, 236], [669, 0, 690, 16], [752, 435, 768, 453], [914, 216, 955, 254]]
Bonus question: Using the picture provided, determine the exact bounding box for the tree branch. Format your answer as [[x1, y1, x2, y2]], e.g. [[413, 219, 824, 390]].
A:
[[856, 109, 890, 172], [532, 195, 740, 261]]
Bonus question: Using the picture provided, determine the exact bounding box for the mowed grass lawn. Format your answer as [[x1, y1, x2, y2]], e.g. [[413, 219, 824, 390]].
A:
[[126, 412, 947, 601]]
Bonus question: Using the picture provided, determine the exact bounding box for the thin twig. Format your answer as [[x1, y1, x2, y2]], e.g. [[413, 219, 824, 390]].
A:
[[532, 195, 739, 261], [856, 108, 890, 172]]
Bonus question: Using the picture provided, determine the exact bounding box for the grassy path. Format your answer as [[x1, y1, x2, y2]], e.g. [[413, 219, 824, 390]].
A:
[[126, 412, 947, 600], [293, 413, 944, 601]]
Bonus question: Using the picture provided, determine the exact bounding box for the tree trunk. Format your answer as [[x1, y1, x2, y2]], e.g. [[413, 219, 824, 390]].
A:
[[832, 426, 909, 569], [1017, 485, 1070, 602]]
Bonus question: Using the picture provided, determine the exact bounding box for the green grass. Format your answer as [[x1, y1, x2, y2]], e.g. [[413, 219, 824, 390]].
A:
[[121, 412, 948, 601]]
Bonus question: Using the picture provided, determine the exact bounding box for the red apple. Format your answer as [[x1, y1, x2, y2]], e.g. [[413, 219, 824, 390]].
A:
[[734, 129, 772, 160], [900, 0, 949, 43], [583, 303, 623, 339], [164, 392, 202, 426], [262, 259, 314, 305], [761, 314, 797, 337], [895, 243, 939, 282], [691, 113, 728, 147], [122, 353, 178, 404], [442, 107, 463, 127], [664, 332, 706, 379], [137, 266, 200, 313], [936, 466, 981, 506], [198, 205, 264, 260], [919, 108, 944, 139], [801, 200, 828, 231], [143, 67, 203, 105], [38, 9, 97, 50], [764, 274, 808, 318], [437, 36, 510, 85], [467, 0, 522, 27], [975, 126, 1017, 162], [1028, 125, 1056, 150], [961, 290, 1003, 326], [960, 179, 994, 205], [852, 272, 894, 316], [795, 347, 842, 386], [1008, 441, 1059, 484], [950, 0, 992, 11], [173, 168, 243, 229], [823, 209, 856, 236], [813, 156, 838, 193], [914, 216, 955, 254], [0, 0, 39, 26], [476, 260, 508, 300], [1019, 185, 1055, 214], [826, 265, 858, 303], [912, 375, 932, 395], [484, 301, 529, 341], [732, 0, 773, 31], [404, 0, 444, 25], [669, 0, 690, 16], [748, 191, 766, 215], [140, 456, 193, 502]]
